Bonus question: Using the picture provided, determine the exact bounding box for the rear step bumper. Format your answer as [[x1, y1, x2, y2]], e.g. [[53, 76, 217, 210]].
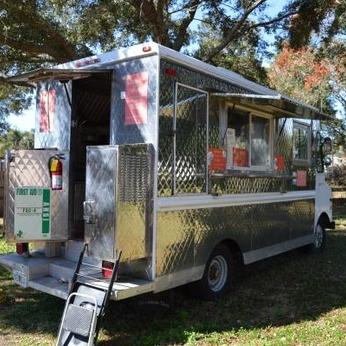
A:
[[0, 253, 154, 300]]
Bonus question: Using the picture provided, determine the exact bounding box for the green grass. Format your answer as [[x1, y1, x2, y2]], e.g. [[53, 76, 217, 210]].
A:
[[0, 234, 15, 255], [1, 212, 346, 345]]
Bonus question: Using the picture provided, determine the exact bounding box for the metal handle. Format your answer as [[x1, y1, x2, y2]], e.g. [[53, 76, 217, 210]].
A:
[[83, 200, 96, 224]]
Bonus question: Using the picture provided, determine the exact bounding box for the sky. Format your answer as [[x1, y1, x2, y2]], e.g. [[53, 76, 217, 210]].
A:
[[7, 0, 287, 132], [8, 105, 35, 131]]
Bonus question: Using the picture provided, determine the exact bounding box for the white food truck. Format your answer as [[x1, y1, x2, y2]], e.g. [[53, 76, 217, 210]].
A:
[[0, 43, 334, 345]]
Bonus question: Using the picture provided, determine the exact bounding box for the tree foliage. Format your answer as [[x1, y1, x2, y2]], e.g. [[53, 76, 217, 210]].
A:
[[0, 129, 34, 157], [0, 0, 344, 121], [268, 46, 333, 111]]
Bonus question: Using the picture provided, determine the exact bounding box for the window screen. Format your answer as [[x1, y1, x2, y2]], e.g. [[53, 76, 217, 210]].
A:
[[228, 109, 250, 167], [293, 123, 310, 161], [251, 115, 270, 166]]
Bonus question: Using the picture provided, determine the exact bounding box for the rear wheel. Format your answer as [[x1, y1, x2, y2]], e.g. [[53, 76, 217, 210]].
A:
[[190, 244, 235, 300]]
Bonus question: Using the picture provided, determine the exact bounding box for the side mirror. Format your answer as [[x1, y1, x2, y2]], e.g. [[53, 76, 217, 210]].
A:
[[323, 156, 332, 167], [321, 137, 332, 154]]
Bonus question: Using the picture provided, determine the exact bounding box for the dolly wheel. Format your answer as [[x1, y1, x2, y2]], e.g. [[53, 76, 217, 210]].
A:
[[191, 244, 235, 300]]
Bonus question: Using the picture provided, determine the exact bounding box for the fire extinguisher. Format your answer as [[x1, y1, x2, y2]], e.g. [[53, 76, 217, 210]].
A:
[[48, 155, 63, 190]]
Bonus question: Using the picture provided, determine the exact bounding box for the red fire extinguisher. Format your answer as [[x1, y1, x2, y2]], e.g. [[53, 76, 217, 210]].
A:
[[48, 156, 63, 190]]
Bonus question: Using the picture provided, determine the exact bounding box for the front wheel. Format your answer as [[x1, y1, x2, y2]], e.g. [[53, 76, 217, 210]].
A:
[[304, 223, 326, 253], [312, 223, 326, 251], [190, 244, 235, 300]]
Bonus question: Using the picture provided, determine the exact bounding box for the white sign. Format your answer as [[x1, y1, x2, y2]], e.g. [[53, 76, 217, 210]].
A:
[[14, 187, 51, 241], [13, 263, 28, 288], [226, 128, 236, 169]]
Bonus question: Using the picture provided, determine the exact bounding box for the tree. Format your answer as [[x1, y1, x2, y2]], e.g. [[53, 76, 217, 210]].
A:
[[0, 129, 34, 157], [0, 0, 344, 121], [268, 45, 333, 111], [0, 2, 311, 109]]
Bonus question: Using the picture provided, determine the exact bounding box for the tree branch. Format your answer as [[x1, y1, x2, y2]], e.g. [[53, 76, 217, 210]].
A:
[[0, 33, 60, 60], [247, 10, 299, 30], [172, 0, 201, 51], [202, 0, 267, 62], [0, 73, 34, 88]]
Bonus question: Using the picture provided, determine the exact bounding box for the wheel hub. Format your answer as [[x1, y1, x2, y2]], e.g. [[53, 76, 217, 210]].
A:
[[207, 255, 228, 292], [314, 224, 324, 248]]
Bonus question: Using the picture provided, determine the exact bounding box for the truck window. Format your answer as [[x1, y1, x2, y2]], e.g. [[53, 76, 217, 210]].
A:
[[251, 115, 270, 166], [228, 108, 271, 169], [228, 109, 250, 167], [293, 122, 310, 162]]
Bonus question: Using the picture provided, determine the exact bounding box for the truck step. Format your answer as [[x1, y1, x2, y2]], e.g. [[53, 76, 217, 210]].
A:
[[49, 259, 76, 283], [29, 276, 68, 299]]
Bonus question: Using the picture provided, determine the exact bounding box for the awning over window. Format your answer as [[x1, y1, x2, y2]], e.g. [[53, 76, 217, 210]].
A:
[[211, 93, 333, 121], [7, 68, 111, 83]]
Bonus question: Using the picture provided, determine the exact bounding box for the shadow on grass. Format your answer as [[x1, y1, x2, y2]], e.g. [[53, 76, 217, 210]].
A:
[[1, 229, 346, 345]]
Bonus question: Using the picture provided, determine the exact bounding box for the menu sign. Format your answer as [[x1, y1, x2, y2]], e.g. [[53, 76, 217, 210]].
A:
[[296, 170, 307, 187], [39, 89, 56, 133], [124, 72, 149, 125]]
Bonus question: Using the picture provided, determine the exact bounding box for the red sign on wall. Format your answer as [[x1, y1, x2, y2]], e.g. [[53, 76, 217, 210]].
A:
[[275, 155, 285, 172], [39, 89, 56, 133], [208, 148, 226, 171], [233, 148, 249, 167], [296, 170, 307, 187], [124, 72, 148, 126]]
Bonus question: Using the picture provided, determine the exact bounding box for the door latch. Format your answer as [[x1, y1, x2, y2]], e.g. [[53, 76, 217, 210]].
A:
[[83, 200, 96, 224]]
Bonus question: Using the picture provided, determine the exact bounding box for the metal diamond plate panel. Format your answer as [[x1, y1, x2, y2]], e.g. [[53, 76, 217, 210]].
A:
[[210, 176, 291, 194], [5, 150, 69, 241], [158, 69, 174, 196], [84, 144, 154, 278], [84, 146, 117, 259], [156, 199, 314, 276], [175, 85, 208, 194], [158, 60, 254, 197], [116, 144, 154, 275]]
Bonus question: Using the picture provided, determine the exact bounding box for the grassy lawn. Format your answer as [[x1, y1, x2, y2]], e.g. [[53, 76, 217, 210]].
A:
[[1, 209, 346, 345]]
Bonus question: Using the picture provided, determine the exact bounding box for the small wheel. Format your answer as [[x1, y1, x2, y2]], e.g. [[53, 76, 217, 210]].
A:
[[189, 244, 235, 300]]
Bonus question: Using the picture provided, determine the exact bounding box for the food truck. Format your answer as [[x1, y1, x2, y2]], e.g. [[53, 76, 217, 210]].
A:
[[0, 42, 334, 344]]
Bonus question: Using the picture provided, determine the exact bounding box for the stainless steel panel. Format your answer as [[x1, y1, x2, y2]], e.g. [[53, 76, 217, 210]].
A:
[[5, 149, 69, 241], [84, 144, 154, 280], [110, 56, 158, 148], [35, 81, 71, 150], [156, 199, 314, 277], [116, 144, 154, 278], [289, 199, 315, 239], [84, 146, 117, 260]]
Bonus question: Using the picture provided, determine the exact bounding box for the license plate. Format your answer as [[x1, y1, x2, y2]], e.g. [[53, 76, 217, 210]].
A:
[[13, 264, 28, 288]]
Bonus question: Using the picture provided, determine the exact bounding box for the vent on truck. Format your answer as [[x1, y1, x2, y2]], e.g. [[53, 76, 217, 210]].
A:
[[118, 145, 151, 203]]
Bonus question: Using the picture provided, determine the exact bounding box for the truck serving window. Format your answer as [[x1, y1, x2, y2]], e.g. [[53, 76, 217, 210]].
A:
[[293, 122, 310, 163], [251, 115, 270, 167], [228, 107, 271, 169], [293, 122, 311, 163]]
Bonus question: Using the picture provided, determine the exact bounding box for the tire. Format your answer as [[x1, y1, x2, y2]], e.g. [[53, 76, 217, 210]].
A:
[[305, 223, 326, 253], [189, 244, 235, 300]]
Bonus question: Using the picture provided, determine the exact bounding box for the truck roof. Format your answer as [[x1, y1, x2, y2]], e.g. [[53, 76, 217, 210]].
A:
[[7, 42, 332, 120]]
